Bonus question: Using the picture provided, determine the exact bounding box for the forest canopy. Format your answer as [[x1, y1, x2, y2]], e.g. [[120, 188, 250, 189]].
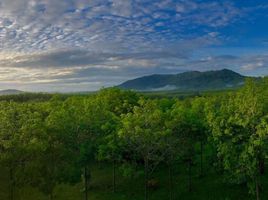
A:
[[0, 78, 268, 200]]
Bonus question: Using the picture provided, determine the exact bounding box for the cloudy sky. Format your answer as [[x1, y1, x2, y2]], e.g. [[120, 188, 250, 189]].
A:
[[0, 0, 268, 92]]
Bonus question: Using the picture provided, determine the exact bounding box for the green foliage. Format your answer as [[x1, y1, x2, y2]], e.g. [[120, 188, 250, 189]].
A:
[[207, 79, 268, 197], [0, 83, 268, 200]]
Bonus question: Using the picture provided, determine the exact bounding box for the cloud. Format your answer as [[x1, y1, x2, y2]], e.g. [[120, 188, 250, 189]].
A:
[[0, 32, 218, 69], [0, 0, 267, 91], [241, 62, 264, 71], [0, 0, 245, 53], [1, 49, 267, 92], [183, 54, 268, 76]]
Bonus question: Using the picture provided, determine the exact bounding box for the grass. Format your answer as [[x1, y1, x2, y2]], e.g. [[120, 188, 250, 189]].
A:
[[1, 159, 268, 200], [0, 145, 265, 200]]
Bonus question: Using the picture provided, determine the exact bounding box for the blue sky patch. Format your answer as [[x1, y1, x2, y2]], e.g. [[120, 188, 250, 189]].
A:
[[0, 0, 267, 92]]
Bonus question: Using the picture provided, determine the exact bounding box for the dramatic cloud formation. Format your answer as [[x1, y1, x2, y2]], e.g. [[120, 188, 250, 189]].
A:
[[0, 0, 268, 91]]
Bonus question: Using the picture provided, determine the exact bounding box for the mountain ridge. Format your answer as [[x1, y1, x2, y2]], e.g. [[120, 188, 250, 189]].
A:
[[118, 69, 253, 91], [0, 89, 24, 95]]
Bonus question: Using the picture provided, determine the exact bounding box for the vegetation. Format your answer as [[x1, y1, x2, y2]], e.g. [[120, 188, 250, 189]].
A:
[[0, 78, 268, 200], [118, 69, 250, 91]]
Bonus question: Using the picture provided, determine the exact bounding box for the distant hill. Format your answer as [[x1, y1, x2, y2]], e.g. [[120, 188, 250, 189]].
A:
[[0, 89, 24, 95], [118, 69, 253, 91]]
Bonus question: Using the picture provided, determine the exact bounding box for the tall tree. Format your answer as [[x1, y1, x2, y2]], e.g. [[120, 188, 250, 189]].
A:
[[95, 88, 139, 192], [119, 99, 168, 200], [207, 79, 268, 199], [169, 100, 205, 192], [190, 97, 209, 177], [0, 102, 31, 200]]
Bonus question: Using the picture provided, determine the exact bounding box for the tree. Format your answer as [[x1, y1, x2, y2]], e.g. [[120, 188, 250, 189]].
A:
[[0, 102, 49, 200], [190, 97, 209, 177], [95, 88, 139, 192], [207, 79, 268, 199], [97, 114, 122, 193], [0, 102, 33, 200], [46, 96, 104, 200], [42, 98, 83, 199], [169, 100, 206, 192], [119, 99, 168, 200], [158, 98, 179, 200], [163, 117, 181, 200]]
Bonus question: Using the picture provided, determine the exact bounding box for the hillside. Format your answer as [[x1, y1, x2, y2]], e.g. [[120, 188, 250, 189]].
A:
[[118, 69, 250, 91], [0, 89, 24, 95]]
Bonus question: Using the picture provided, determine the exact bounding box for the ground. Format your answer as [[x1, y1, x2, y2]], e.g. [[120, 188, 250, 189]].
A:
[[1, 159, 268, 200]]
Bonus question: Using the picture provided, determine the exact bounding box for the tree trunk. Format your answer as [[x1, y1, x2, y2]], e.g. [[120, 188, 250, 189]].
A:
[[84, 166, 89, 200], [259, 158, 265, 175], [200, 141, 203, 177], [256, 178, 260, 200], [9, 167, 14, 200], [49, 193, 53, 200], [188, 159, 192, 192], [168, 163, 173, 200], [113, 159, 116, 193], [144, 157, 149, 200]]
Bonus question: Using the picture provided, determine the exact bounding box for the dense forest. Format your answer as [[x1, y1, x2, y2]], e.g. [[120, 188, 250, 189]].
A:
[[0, 78, 268, 200]]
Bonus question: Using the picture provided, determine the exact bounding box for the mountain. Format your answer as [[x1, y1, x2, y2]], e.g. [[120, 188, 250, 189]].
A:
[[0, 89, 24, 95], [118, 69, 250, 91]]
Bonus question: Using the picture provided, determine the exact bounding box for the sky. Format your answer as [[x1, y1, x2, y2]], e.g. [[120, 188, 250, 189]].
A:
[[0, 0, 268, 92]]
